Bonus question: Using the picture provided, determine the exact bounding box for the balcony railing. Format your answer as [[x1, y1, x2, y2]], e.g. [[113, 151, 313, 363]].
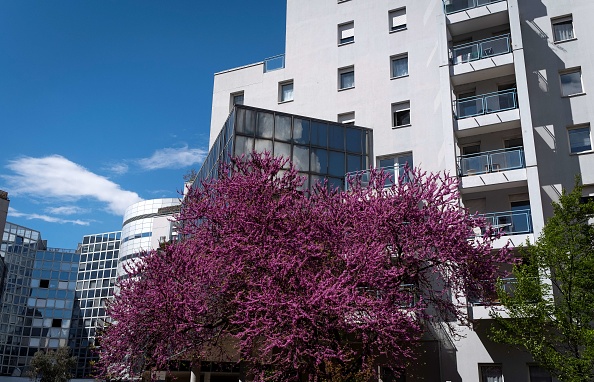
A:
[[443, 0, 506, 15], [468, 277, 517, 305], [263, 54, 285, 72], [458, 147, 525, 176], [345, 165, 409, 191], [481, 209, 533, 235], [450, 34, 511, 65], [455, 89, 517, 119]]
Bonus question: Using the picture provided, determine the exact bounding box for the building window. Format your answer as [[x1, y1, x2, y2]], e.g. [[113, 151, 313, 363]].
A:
[[378, 153, 413, 179], [389, 8, 406, 32], [230, 91, 244, 111], [479, 364, 503, 382], [52, 319, 62, 328], [338, 112, 355, 125], [552, 15, 574, 42], [339, 66, 355, 90], [529, 366, 552, 382], [40, 279, 50, 288], [560, 68, 584, 96], [279, 81, 294, 103], [392, 101, 411, 127], [338, 22, 355, 45], [568, 125, 592, 154], [391, 54, 409, 78]]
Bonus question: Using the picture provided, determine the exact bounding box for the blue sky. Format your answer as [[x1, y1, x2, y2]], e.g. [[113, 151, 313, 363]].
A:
[[0, 0, 286, 248]]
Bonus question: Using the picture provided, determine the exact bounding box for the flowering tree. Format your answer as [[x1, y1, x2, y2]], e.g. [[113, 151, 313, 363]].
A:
[[96, 153, 509, 381]]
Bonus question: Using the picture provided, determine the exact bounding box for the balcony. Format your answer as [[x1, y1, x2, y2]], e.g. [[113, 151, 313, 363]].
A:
[[454, 90, 520, 136], [451, 34, 511, 65], [482, 209, 532, 235], [471, 209, 533, 249], [458, 147, 524, 177], [263, 54, 285, 73], [468, 277, 516, 320], [444, 0, 509, 36], [345, 165, 407, 191], [456, 88, 516, 119], [444, 0, 505, 15]]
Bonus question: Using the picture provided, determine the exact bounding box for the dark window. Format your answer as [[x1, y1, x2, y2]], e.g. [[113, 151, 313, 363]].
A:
[[39, 279, 49, 288]]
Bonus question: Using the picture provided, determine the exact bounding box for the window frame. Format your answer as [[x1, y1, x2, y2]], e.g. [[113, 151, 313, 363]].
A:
[[391, 53, 409, 79], [278, 81, 294, 103], [338, 112, 355, 125], [338, 21, 355, 45], [230, 91, 244, 111], [567, 124, 592, 154], [559, 67, 584, 97], [389, 8, 407, 33], [551, 14, 575, 43], [338, 66, 355, 91], [479, 364, 503, 382], [391, 101, 411, 128]]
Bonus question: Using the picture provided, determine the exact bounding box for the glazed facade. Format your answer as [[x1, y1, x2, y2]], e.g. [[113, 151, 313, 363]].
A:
[[194, 104, 373, 191], [0, 223, 78, 376], [70, 231, 121, 378]]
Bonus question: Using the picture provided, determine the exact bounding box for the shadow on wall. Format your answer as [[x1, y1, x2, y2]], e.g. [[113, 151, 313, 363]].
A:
[[520, 0, 585, 218]]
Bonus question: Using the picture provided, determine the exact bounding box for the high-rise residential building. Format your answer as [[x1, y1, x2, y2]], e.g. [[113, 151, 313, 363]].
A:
[[0, 222, 78, 377], [70, 231, 121, 378], [197, 0, 594, 380]]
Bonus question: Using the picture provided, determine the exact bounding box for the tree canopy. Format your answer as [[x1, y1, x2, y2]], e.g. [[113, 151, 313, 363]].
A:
[[97, 153, 509, 381], [26, 347, 76, 382], [492, 180, 594, 382]]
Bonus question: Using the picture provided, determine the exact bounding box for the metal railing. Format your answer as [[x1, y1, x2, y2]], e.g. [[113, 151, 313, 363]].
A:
[[468, 277, 517, 305], [345, 165, 409, 191], [443, 0, 506, 15], [450, 34, 511, 65], [458, 147, 524, 176], [455, 89, 517, 119], [481, 209, 533, 235], [263, 54, 285, 72]]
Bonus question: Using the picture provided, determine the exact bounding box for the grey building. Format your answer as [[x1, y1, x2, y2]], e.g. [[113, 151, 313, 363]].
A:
[[70, 231, 120, 378]]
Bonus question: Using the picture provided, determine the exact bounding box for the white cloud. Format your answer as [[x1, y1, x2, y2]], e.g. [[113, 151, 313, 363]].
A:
[[107, 163, 129, 175], [137, 145, 207, 170], [9, 208, 90, 226], [45, 206, 88, 215], [3, 155, 143, 215]]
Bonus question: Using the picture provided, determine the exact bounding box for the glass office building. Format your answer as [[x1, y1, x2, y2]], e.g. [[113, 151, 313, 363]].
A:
[[70, 231, 121, 378], [0, 222, 78, 376], [193, 105, 373, 190]]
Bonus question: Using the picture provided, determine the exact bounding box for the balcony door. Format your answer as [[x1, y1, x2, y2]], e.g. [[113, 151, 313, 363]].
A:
[[510, 200, 531, 234]]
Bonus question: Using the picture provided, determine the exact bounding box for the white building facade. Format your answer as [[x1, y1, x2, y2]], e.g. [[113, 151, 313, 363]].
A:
[[118, 198, 180, 278], [206, 0, 594, 380]]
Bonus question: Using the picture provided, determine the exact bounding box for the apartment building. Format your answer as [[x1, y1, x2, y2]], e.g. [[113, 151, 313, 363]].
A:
[[202, 0, 594, 380]]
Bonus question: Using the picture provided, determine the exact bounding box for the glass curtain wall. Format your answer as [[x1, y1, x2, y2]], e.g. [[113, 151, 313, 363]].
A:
[[193, 105, 373, 191], [71, 231, 121, 377]]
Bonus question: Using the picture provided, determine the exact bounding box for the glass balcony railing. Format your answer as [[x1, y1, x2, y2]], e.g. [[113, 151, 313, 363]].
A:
[[481, 209, 533, 235], [443, 0, 506, 15], [455, 89, 517, 119], [450, 34, 511, 65], [468, 277, 517, 305], [263, 54, 285, 72], [345, 165, 409, 191], [458, 147, 525, 176]]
